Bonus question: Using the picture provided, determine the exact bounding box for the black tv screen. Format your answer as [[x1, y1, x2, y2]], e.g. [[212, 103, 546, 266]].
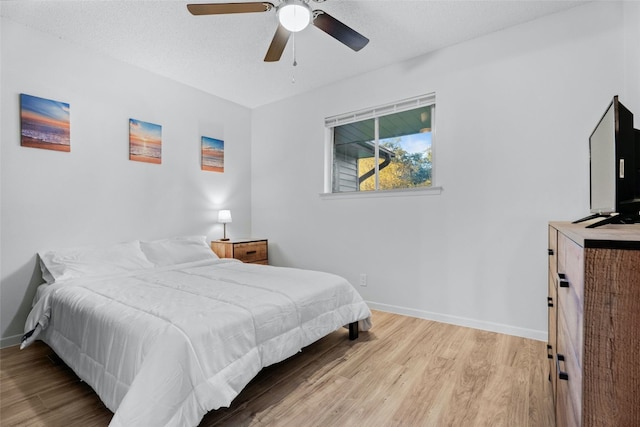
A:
[[589, 100, 617, 214], [584, 96, 640, 227]]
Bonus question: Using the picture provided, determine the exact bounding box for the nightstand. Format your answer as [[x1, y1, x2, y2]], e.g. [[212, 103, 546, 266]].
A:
[[211, 239, 268, 265]]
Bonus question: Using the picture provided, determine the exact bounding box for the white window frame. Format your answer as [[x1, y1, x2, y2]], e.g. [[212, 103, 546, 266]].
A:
[[322, 93, 442, 198]]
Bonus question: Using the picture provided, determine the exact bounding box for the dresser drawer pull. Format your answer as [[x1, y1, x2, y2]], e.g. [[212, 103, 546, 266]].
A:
[[547, 344, 553, 359], [547, 297, 554, 308], [556, 354, 569, 380], [557, 273, 569, 288], [548, 249, 554, 256], [246, 250, 257, 255]]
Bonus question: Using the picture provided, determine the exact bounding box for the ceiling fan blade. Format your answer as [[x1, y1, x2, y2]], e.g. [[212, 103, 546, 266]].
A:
[[264, 24, 290, 62], [313, 10, 369, 52], [187, 2, 274, 16]]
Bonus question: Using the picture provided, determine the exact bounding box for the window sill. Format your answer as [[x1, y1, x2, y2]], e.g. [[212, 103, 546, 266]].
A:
[[319, 186, 443, 200]]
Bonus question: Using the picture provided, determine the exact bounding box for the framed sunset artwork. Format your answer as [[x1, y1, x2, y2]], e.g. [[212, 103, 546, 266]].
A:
[[20, 94, 70, 152], [129, 119, 162, 164], [201, 136, 224, 172]]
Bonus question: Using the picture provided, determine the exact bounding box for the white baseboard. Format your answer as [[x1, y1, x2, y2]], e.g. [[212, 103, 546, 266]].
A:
[[366, 301, 548, 342], [1, 334, 23, 349]]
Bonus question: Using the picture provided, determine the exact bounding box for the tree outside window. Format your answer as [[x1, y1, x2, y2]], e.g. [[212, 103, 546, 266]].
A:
[[331, 101, 434, 193]]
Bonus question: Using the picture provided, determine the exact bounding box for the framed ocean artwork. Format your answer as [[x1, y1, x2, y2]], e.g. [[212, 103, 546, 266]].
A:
[[20, 94, 70, 152], [129, 119, 162, 164], [201, 136, 224, 172]]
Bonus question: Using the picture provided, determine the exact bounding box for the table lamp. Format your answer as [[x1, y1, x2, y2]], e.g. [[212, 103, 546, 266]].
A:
[[218, 210, 232, 241]]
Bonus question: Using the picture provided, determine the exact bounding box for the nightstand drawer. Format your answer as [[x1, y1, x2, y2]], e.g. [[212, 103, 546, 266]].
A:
[[234, 241, 267, 263], [211, 239, 268, 265]]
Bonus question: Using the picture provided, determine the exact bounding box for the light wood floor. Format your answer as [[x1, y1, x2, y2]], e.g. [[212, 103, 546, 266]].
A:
[[0, 310, 555, 426]]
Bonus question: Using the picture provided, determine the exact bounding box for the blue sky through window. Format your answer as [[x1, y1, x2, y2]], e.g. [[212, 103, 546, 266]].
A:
[[381, 131, 431, 154]]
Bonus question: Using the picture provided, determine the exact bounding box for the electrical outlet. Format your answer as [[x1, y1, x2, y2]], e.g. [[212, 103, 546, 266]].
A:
[[359, 273, 367, 287]]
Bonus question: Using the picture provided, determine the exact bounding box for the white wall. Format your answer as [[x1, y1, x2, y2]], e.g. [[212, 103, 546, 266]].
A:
[[1, 2, 636, 347], [0, 18, 253, 346], [624, 1, 640, 113], [251, 2, 631, 340]]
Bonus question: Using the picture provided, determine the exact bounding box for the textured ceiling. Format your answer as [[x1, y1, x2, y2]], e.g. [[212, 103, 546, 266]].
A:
[[1, 0, 587, 108]]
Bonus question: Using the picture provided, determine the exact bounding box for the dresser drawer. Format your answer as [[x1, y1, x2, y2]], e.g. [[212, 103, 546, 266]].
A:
[[548, 225, 559, 403], [548, 272, 558, 401], [557, 321, 583, 427], [557, 233, 584, 364], [549, 226, 558, 280], [556, 231, 584, 427], [234, 241, 267, 263]]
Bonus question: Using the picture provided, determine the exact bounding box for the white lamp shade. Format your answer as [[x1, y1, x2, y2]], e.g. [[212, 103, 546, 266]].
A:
[[218, 210, 232, 223], [278, 1, 311, 32]]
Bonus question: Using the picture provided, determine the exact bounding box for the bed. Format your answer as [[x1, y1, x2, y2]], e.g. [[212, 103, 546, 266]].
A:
[[21, 236, 371, 426]]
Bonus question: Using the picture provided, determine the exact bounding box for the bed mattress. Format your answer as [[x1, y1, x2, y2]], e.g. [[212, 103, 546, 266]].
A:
[[23, 258, 371, 426]]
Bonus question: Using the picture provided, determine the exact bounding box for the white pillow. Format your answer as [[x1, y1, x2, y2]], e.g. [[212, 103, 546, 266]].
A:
[[39, 256, 56, 284], [139, 236, 218, 266], [39, 240, 155, 283]]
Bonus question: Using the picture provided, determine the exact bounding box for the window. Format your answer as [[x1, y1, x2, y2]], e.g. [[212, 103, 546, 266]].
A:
[[326, 94, 435, 194]]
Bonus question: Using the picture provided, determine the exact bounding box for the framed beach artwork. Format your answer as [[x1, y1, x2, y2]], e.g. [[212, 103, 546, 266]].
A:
[[20, 93, 70, 152], [129, 119, 162, 164], [201, 136, 224, 172]]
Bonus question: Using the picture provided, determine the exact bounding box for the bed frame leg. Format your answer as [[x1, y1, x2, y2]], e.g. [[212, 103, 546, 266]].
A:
[[348, 321, 359, 340]]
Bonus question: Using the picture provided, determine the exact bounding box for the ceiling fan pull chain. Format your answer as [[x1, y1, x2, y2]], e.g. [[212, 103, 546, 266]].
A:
[[292, 32, 297, 83], [293, 31, 298, 66]]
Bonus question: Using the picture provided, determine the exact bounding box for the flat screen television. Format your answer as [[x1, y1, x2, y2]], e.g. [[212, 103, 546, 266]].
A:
[[574, 96, 640, 228]]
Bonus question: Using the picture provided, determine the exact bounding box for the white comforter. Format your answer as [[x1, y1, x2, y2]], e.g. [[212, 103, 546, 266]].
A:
[[24, 258, 371, 426]]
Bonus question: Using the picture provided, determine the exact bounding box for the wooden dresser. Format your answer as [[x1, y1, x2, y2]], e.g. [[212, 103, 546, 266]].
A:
[[211, 238, 268, 265], [547, 221, 640, 426]]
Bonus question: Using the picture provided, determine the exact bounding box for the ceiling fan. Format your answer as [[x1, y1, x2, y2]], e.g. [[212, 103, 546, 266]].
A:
[[187, 0, 369, 62]]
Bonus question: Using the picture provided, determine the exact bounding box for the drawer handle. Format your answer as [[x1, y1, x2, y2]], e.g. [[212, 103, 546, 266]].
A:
[[547, 344, 553, 359], [556, 354, 569, 380], [246, 250, 257, 255], [557, 273, 569, 288], [548, 249, 554, 256], [547, 297, 554, 308]]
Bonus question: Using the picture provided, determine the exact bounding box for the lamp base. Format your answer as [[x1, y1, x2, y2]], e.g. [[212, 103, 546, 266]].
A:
[[219, 238, 230, 241]]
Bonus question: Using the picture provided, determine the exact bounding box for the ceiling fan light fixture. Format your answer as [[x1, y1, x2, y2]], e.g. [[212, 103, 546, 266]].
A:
[[278, 0, 311, 32]]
